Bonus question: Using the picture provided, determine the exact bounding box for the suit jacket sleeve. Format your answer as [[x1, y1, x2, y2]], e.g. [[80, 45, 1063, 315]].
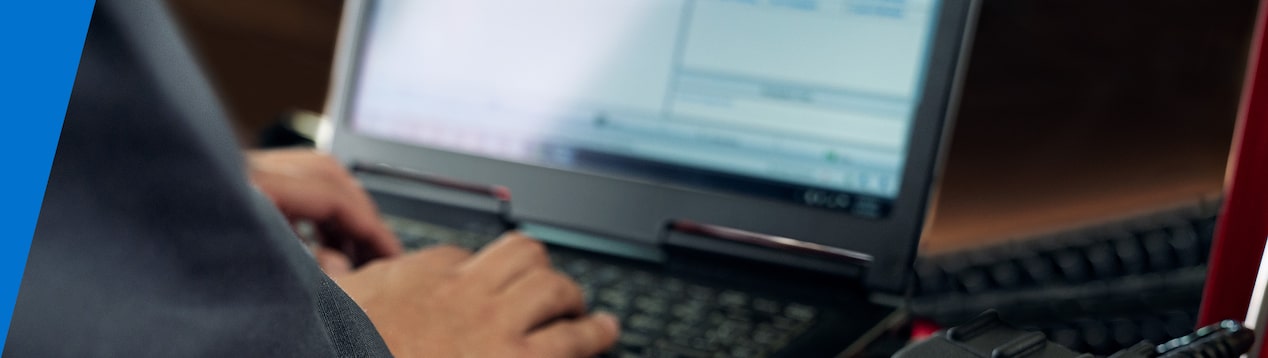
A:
[[4, 0, 393, 356]]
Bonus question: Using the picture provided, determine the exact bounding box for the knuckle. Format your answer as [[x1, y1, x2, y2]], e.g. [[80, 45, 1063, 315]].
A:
[[519, 239, 548, 260], [552, 271, 579, 291], [548, 271, 583, 303]]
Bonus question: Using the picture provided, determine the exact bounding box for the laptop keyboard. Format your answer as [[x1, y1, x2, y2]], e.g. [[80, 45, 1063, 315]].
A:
[[384, 215, 820, 357]]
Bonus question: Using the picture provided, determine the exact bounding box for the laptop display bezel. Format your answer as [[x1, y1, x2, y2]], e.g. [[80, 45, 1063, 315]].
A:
[[322, 0, 978, 293]]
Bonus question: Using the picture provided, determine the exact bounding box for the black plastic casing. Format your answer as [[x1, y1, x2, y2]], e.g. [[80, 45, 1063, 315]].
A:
[[894, 311, 1094, 358]]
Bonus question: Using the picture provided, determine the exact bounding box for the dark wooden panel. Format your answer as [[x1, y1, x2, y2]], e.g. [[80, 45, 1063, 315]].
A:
[[167, 0, 343, 145], [925, 0, 1257, 253]]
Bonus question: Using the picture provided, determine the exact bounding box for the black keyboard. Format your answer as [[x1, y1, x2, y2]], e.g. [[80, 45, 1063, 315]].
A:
[[385, 215, 820, 358], [912, 198, 1220, 355]]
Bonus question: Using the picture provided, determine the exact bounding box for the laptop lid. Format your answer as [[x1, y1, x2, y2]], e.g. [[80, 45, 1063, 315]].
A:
[[322, 0, 978, 293]]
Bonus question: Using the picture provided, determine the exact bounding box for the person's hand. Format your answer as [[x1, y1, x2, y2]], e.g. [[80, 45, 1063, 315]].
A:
[[247, 149, 403, 272], [336, 233, 620, 357]]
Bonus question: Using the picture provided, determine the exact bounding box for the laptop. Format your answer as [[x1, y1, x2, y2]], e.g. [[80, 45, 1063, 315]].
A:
[[320, 0, 978, 356]]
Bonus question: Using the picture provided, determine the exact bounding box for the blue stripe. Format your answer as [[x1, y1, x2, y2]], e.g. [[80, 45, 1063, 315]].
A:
[[0, 0, 96, 350]]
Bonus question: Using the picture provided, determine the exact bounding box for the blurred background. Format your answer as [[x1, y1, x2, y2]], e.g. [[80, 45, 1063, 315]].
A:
[[168, 0, 1259, 354]]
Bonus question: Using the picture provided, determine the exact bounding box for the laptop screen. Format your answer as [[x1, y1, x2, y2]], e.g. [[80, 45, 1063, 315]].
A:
[[349, 0, 942, 219]]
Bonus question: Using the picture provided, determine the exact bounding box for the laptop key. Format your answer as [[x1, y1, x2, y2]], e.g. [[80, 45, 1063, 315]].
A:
[[618, 331, 654, 348], [628, 314, 666, 333], [752, 298, 781, 317], [770, 315, 801, 332], [730, 345, 765, 358], [1086, 241, 1121, 279], [665, 322, 692, 337], [686, 284, 715, 301], [597, 289, 632, 313], [753, 324, 784, 346], [670, 303, 708, 325], [1020, 254, 1060, 284], [656, 339, 712, 357], [718, 290, 748, 308], [1114, 238, 1148, 275], [562, 257, 593, 276], [594, 266, 623, 285], [712, 318, 751, 338], [785, 303, 817, 322], [662, 278, 687, 295], [630, 271, 657, 288], [1055, 249, 1092, 283], [1169, 226, 1203, 267], [989, 260, 1026, 289], [634, 296, 669, 316]]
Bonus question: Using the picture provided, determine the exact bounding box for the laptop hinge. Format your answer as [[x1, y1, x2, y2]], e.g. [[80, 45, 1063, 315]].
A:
[[352, 162, 514, 226], [661, 219, 872, 280]]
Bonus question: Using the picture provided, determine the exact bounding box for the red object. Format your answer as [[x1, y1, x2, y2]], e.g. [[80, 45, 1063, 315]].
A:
[[909, 319, 942, 342], [1197, 0, 1268, 327]]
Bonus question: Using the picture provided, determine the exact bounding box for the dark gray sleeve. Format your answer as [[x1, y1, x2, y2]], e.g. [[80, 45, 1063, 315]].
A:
[[4, 0, 392, 356]]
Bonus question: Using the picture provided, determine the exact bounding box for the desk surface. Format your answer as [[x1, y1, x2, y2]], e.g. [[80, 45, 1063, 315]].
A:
[[921, 164, 1224, 255]]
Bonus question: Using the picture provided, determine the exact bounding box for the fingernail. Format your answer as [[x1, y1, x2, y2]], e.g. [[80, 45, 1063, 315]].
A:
[[595, 312, 620, 334]]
